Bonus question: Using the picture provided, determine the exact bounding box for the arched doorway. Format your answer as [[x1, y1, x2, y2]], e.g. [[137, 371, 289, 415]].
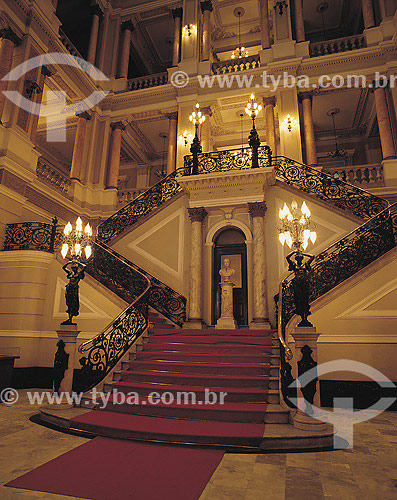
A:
[[212, 228, 248, 326]]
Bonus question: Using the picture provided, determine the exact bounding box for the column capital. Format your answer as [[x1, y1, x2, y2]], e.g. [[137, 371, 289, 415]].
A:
[[172, 7, 183, 19], [111, 121, 126, 131], [371, 80, 389, 91], [298, 91, 314, 103], [201, 106, 212, 117], [263, 96, 276, 107], [248, 201, 267, 218], [200, 1, 213, 13], [165, 111, 178, 120], [91, 4, 103, 18], [0, 27, 22, 46], [121, 20, 134, 32], [188, 207, 207, 223], [76, 111, 92, 120]]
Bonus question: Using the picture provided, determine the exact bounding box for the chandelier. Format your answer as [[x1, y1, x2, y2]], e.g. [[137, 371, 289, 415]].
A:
[[327, 109, 346, 159], [278, 200, 316, 251], [61, 217, 93, 260], [231, 9, 248, 59]]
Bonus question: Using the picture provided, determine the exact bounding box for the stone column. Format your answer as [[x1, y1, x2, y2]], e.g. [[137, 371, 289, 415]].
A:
[[259, 0, 271, 49], [294, 0, 305, 42], [0, 28, 21, 123], [362, 0, 375, 29], [166, 112, 178, 174], [171, 8, 183, 66], [187, 207, 207, 329], [248, 202, 271, 330], [55, 324, 80, 395], [290, 326, 327, 431], [30, 66, 53, 143], [118, 20, 134, 79], [299, 92, 317, 167], [264, 97, 277, 157], [373, 85, 396, 160], [87, 5, 103, 65], [106, 121, 125, 189], [200, 1, 213, 62], [70, 112, 92, 182]]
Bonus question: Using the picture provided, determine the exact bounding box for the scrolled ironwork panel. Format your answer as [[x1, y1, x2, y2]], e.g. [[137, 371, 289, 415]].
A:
[[3, 222, 62, 252]]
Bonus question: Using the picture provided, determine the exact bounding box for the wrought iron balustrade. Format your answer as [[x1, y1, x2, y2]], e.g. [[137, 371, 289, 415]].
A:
[[309, 35, 366, 57], [36, 157, 71, 194], [212, 55, 261, 74], [3, 220, 61, 252], [128, 72, 168, 91], [183, 146, 272, 175], [278, 202, 397, 407]]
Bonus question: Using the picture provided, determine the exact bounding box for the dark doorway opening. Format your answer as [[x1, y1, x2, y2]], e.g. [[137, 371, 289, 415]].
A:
[[212, 228, 248, 327]]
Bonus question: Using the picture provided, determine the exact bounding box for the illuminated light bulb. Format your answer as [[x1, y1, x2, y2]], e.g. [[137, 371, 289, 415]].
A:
[[300, 216, 306, 224], [64, 222, 72, 236], [301, 201, 311, 217], [250, 94, 255, 100], [282, 203, 290, 217], [285, 232, 293, 248], [85, 245, 92, 259], [76, 217, 83, 232], [310, 231, 317, 244], [303, 229, 311, 241], [303, 240, 308, 250], [84, 223, 92, 236], [287, 213, 293, 221], [74, 243, 81, 256], [61, 243, 68, 259], [279, 208, 284, 220], [279, 233, 286, 246], [291, 200, 298, 210]]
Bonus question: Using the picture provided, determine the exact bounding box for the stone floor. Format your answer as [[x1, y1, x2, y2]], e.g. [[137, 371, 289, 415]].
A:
[[1, 390, 396, 500]]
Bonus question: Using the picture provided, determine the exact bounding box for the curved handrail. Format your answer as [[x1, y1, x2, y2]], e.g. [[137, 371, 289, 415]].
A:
[[75, 241, 151, 393], [277, 203, 397, 405]]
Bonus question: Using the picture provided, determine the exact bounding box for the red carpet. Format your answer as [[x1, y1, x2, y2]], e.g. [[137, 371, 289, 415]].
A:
[[6, 437, 224, 500]]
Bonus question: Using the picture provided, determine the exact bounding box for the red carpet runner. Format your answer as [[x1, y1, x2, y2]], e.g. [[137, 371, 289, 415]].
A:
[[6, 437, 224, 500], [6, 328, 273, 500], [72, 327, 274, 446]]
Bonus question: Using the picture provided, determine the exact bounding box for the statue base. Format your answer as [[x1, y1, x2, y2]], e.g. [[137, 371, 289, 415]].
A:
[[55, 324, 80, 396], [216, 281, 236, 330], [216, 317, 236, 329]]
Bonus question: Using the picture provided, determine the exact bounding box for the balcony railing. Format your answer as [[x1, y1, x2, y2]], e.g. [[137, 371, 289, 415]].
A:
[[309, 35, 366, 57], [36, 157, 71, 194], [212, 55, 261, 75], [118, 188, 147, 206], [128, 72, 168, 91], [323, 164, 384, 187]]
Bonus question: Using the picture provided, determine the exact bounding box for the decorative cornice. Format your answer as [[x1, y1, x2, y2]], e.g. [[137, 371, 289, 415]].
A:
[[248, 201, 267, 218], [188, 207, 208, 223]]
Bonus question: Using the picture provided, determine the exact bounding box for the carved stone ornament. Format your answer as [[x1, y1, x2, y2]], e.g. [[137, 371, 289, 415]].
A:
[[188, 207, 208, 223]]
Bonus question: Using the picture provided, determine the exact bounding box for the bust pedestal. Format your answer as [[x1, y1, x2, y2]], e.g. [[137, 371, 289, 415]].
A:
[[216, 281, 236, 329], [55, 324, 80, 394]]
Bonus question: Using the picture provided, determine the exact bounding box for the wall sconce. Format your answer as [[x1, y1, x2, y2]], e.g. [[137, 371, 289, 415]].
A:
[[178, 130, 194, 146], [282, 114, 298, 132], [182, 23, 197, 37], [274, 1, 288, 15]]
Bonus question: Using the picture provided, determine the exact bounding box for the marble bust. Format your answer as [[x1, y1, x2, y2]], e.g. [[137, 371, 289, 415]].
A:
[[219, 258, 235, 283]]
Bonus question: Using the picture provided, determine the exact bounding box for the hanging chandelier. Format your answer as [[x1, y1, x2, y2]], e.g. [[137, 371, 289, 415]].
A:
[[327, 109, 346, 159], [231, 8, 248, 59]]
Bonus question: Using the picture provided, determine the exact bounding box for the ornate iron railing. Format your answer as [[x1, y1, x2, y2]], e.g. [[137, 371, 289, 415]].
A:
[[212, 55, 261, 74], [97, 170, 184, 243], [273, 156, 388, 220], [309, 35, 366, 57], [183, 146, 272, 174], [2, 220, 60, 252], [75, 242, 151, 393], [278, 203, 397, 406]]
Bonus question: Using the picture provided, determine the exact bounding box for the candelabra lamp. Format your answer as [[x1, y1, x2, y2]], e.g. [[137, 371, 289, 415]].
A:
[[245, 94, 262, 168], [278, 201, 317, 327], [60, 217, 93, 325], [189, 103, 205, 174]]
